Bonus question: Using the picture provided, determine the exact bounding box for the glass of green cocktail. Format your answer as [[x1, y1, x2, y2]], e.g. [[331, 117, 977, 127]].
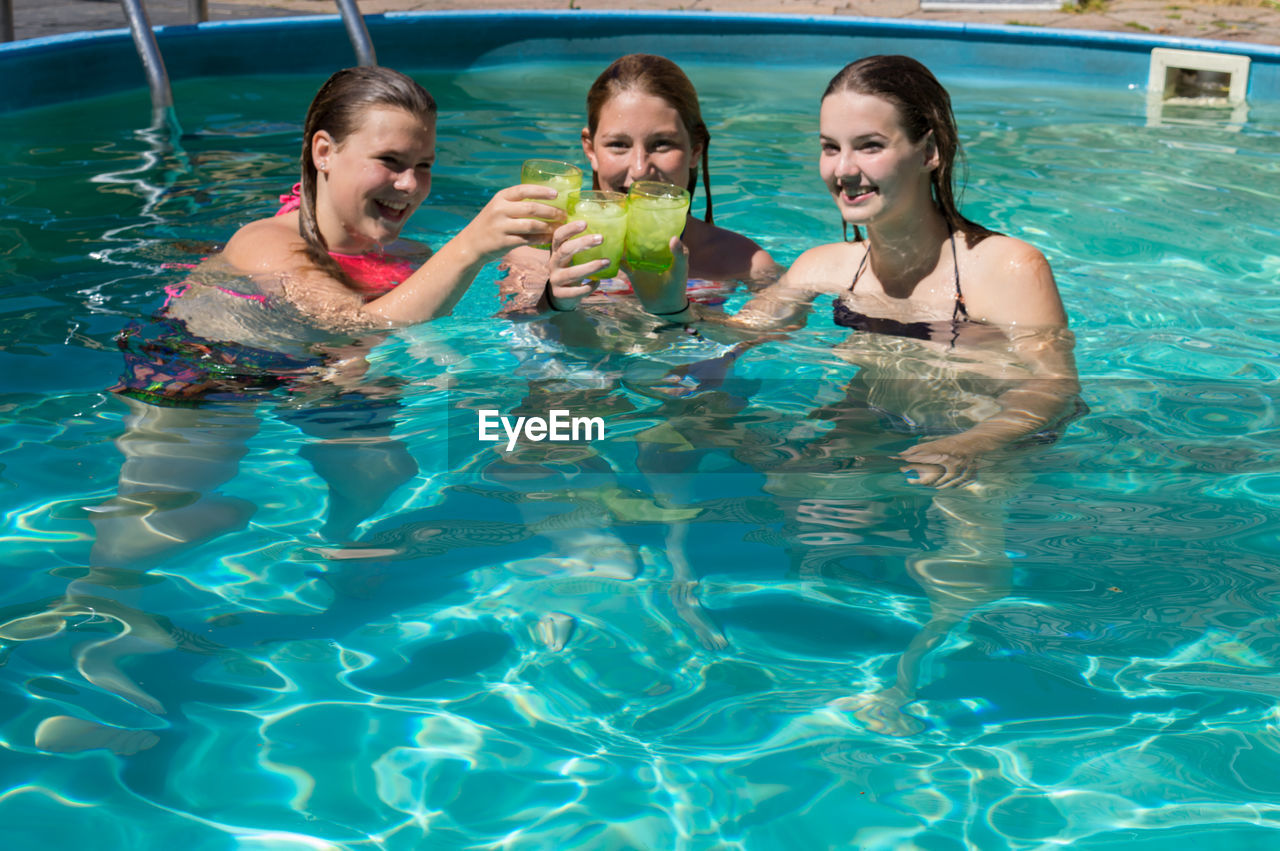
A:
[[624, 180, 690, 272], [521, 159, 583, 249], [567, 190, 627, 279]]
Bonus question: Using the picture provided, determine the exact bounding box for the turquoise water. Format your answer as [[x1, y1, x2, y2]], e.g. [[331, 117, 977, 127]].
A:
[[3, 60, 1280, 849]]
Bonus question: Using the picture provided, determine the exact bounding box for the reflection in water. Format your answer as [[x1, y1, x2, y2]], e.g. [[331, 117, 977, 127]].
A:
[[13, 334, 1280, 847], [88, 392, 419, 566]]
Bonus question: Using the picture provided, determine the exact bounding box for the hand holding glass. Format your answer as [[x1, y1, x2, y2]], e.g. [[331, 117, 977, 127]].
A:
[[567, 190, 627, 280], [521, 159, 583, 249], [624, 181, 690, 272]]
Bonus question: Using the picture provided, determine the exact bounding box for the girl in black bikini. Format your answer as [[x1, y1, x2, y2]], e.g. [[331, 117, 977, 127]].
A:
[[703, 56, 1084, 735], [729, 54, 1078, 489]]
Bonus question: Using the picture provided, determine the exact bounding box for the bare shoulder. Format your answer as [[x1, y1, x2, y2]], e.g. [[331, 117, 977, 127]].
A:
[[687, 220, 781, 283], [780, 241, 863, 295], [222, 214, 306, 276], [218, 212, 367, 326], [963, 234, 1068, 327], [702, 222, 761, 256], [735, 233, 784, 285]]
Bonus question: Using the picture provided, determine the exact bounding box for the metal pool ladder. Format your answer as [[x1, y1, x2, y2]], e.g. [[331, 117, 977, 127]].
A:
[[118, 0, 378, 128]]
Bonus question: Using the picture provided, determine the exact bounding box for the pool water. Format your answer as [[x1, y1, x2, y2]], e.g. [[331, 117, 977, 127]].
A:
[[4, 59, 1280, 849]]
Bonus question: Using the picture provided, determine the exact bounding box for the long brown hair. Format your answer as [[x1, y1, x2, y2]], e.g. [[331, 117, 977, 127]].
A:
[[299, 66, 437, 288], [824, 55, 994, 246], [585, 54, 715, 223]]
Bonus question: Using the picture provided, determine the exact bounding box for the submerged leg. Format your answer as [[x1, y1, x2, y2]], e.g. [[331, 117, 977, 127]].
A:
[[285, 395, 418, 542], [89, 397, 258, 567], [74, 636, 169, 716], [664, 522, 728, 651], [35, 715, 159, 755], [849, 487, 1014, 736]]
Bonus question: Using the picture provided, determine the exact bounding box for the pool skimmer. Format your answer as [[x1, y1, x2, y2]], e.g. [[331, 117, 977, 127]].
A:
[[1147, 47, 1250, 130]]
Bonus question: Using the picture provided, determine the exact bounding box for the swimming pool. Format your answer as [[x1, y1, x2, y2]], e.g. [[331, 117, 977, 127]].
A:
[[4, 11, 1280, 850]]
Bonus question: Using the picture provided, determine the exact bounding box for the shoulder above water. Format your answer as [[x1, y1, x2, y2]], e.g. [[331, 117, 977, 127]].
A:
[[684, 217, 781, 284], [958, 234, 1067, 328], [222, 213, 306, 277], [781, 240, 865, 294]]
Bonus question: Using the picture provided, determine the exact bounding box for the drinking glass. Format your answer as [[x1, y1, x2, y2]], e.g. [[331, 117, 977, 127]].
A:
[[567, 190, 627, 279], [624, 180, 690, 272], [520, 159, 583, 249]]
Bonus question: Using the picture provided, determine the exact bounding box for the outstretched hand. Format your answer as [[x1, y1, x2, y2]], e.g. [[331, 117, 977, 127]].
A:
[[458, 184, 565, 264]]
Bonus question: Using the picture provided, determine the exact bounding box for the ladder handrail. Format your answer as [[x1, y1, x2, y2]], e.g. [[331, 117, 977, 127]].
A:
[[77, 0, 375, 127], [119, 0, 174, 129], [335, 0, 377, 67], [2, 0, 15, 43]]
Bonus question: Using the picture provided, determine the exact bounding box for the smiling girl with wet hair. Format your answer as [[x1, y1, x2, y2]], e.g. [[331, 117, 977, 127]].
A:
[[103, 66, 570, 568], [821, 53, 993, 246], [206, 65, 566, 329], [508, 53, 781, 320], [727, 54, 1076, 488]]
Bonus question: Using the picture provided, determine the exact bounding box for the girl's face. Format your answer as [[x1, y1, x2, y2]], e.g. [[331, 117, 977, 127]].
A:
[[582, 90, 701, 194], [818, 90, 937, 230], [312, 105, 436, 252]]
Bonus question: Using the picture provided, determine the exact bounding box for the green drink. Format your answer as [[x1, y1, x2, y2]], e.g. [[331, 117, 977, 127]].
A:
[[624, 180, 690, 272], [521, 159, 583, 249], [568, 190, 627, 280]]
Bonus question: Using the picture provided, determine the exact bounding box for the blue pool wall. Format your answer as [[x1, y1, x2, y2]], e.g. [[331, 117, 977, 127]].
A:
[[4, 10, 1280, 114]]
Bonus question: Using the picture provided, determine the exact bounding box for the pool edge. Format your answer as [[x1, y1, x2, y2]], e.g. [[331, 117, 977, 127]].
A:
[[4, 10, 1279, 114]]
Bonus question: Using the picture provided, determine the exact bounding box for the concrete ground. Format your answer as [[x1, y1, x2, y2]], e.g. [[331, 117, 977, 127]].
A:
[[7, 0, 1280, 45]]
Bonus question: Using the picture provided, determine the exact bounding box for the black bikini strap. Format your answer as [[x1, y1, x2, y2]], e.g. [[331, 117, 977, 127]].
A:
[[852, 233, 967, 323], [950, 230, 968, 321], [849, 245, 870, 292]]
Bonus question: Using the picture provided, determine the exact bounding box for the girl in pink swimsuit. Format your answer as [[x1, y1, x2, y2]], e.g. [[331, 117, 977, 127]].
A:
[[99, 66, 569, 566], [172, 66, 562, 334], [117, 65, 565, 406]]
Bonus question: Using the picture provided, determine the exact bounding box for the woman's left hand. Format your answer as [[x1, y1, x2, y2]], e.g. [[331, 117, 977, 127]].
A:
[[897, 433, 995, 489], [625, 236, 691, 318], [544, 219, 610, 311]]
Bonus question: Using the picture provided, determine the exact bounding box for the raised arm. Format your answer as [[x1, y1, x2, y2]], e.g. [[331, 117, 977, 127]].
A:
[[361, 185, 564, 325], [221, 186, 565, 330]]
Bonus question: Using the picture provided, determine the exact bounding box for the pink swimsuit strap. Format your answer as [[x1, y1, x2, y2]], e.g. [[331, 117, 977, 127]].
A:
[[276, 183, 302, 217], [273, 184, 417, 298], [163, 281, 268, 309]]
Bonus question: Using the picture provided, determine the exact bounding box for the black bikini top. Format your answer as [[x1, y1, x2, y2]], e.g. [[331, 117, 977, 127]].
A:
[[833, 231, 970, 344]]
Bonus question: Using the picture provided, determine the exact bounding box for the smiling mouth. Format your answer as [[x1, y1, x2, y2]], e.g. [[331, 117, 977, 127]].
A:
[[374, 199, 411, 222], [840, 184, 877, 203]]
